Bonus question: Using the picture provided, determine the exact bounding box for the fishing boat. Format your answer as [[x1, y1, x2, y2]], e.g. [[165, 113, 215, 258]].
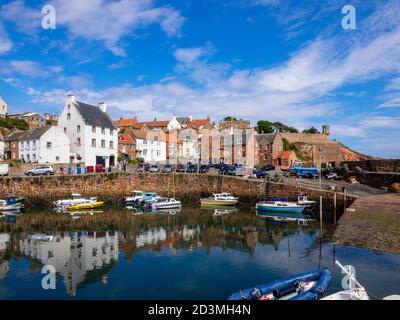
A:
[[150, 198, 182, 210], [138, 192, 160, 206], [321, 260, 400, 300], [67, 201, 104, 211], [0, 196, 26, 212], [256, 200, 307, 213], [228, 268, 331, 300], [123, 190, 144, 205], [200, 193, 239, 206], [54, 193, 97, 208]]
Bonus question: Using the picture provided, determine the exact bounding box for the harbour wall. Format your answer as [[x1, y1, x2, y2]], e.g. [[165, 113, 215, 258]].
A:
[[0, 173, 355, 209], [341, 159, 400, 173]]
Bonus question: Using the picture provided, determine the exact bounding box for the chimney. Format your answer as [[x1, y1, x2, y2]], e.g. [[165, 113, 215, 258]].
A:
[[322, 125, 330, 135], [67, 94, 76, 104], [98, 102, 107, 113]]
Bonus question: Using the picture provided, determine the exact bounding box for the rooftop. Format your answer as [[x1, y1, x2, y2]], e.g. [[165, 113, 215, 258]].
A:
[[75, 101, 116, 130]]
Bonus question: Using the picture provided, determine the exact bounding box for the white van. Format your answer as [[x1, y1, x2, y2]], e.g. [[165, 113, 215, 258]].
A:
[[0, 163, 9, 176]]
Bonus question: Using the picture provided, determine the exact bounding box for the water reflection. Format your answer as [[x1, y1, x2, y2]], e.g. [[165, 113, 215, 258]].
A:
[[0, 206, 398, 299]]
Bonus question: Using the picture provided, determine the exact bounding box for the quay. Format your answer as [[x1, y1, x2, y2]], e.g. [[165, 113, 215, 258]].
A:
[[334, 193, 400, 255]]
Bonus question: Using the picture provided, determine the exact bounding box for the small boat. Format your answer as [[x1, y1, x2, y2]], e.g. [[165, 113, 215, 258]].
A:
[[228, 268, 331, 300], [256, 200, 307, 213], [151, 198, 182, 210], [0, 196, 26, 212], [123, 190, 144, 204], [67, 201, 104, 211], [139, 192, 160, 206], [256, 210, 315, 224], [321, 260, 400, 300], [297, 195, 316, 207], [54, 193, 97, 208], [201, 193, 239, 206]]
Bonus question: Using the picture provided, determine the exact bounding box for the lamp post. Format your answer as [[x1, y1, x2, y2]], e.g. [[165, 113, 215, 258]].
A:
[[319, 146, 323, 190]]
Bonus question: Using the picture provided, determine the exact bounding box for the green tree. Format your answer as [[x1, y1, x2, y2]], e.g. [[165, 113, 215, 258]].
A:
[[223, 116, 238, 122], [255, 120, 274, 133], [302, 126, 319, 134], [0, 116, 29, 130]]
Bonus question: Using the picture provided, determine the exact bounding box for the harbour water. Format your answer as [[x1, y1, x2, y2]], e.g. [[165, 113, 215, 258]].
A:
[[0, 205, 399, 300]]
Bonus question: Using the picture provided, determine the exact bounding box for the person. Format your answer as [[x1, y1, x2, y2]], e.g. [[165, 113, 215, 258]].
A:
[[59, 167, 64, 175]]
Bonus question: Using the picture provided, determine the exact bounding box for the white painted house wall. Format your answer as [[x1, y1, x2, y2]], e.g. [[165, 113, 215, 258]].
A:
[[136, 138, 166, 163], [0, 96, 7, 117], [58, 95, 118, 167], [19, 126, 70, 164], [167, 115, 182, 131]]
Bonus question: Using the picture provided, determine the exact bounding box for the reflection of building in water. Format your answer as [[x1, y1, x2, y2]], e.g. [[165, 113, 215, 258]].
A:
[[136, 228, 167, 248], [19, 231, 119, 296], [0, 233, 10, 251]]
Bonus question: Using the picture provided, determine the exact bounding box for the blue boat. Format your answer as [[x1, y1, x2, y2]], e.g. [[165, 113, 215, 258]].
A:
[[256, 201, 307, 213], [228, 268, 331, 300]]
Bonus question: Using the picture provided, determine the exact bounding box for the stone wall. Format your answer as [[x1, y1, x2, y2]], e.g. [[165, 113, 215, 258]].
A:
[[0, 173, 354, 207], [341, 159, 400, 173], [343, 172, 400, 189]]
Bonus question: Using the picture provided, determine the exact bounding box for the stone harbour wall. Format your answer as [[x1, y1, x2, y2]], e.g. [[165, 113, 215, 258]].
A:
[[341, 159, 400, 173], [0, 173, 355, 207]]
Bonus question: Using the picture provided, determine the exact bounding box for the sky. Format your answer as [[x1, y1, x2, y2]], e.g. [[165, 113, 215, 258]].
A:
[[0, 0, 400, 158]]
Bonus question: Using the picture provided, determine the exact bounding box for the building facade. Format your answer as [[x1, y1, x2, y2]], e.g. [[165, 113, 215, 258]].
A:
[[118, 133, 136, 161], [3, 131, 27, 161], [58, 95, 118, 167], [132, 129, 166, 163], [8, 112, 46, 128], [0, 96, 7, 117], [18, 126, 70, 164], [255, 133, 283, 166]]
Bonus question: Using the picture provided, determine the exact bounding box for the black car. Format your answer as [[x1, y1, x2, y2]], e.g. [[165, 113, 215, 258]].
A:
[[186, 164, 198, 173], [220, 165, 235, 175], [176, 164, 186, 173], [253, 169, 270, 179], [144, 163, 150, 172], [199, 165, 209, 173], [260, 164, 275, 171]]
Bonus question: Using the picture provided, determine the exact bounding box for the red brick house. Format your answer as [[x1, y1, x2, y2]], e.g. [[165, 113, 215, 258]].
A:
[[118, 133, 136, 161]]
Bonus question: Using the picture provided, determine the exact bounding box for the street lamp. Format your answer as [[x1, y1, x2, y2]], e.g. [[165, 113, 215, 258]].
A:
[[318, 146, 323, 190]]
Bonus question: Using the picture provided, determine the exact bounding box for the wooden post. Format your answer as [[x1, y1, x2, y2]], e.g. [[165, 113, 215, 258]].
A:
[[319, 196, 323, 240], [333, 192, 337, 225]]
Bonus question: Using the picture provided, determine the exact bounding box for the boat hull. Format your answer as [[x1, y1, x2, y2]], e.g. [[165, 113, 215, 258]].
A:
[[256, 203, 306, 213], [67, 201, 104, 211], [0, 203, 24, 211], [201, 200, 238, 206]]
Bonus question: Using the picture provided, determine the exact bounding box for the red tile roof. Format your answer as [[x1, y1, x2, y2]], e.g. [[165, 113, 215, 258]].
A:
[[118, 133, 135, 145], [118, 118, 138, 127], [191, 119, 209, 126], [138, 120, 169, 128], [273, 150, 295, 160]]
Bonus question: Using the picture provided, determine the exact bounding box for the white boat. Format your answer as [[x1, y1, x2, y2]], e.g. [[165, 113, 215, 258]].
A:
[[151, 198, 182, 210], [256, 201, 307, 213], [0, 196, 26, 212], [297, 195, 316, 207], [213, 208, 238, 216], [321, 260, 400, 300], [201, 193, 239, 206], [123, 190, 144, 204], [29, 234, 54, 242], [54, 193, 97, 208]]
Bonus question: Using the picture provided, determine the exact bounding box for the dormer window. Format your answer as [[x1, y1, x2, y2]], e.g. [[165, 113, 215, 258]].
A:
[[67, 113, 71, 120]]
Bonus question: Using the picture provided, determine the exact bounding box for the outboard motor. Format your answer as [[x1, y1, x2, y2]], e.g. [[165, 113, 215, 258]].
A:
[[248, 287, 263, 300]]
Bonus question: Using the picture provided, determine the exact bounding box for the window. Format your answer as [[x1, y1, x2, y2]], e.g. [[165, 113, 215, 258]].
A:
[[46, 142, 52, 148], [156, 150, 160, 157], [67, 113, 71, 120], [77, 138, 81, 147], [110, 129, 114, 136], [64, 127, 67, 133], [101, 127, 105, 134], [109, 141, 114, 149], [56, 156, 60, 162], [101, 140, 105, 148], [33, 154, 36, 162], [92, 126, 96, 133], [92, 139, 96, 147], [77, 125, 81, 133], [143, 140, 147, 145], [143, 149, 147, 156]]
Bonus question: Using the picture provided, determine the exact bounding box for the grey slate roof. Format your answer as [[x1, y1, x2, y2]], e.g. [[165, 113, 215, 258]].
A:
[[76, 101, 116, 130], [176, 117, 190, 125], [4, 131, 29, 142], [20, 126, 52, 141], [256, 133, 276, 144]]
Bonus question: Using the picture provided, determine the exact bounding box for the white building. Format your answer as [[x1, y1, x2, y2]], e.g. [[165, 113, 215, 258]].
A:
[[0, 96, 7, 117], [132, 129, 167, 163], [58, 95, 118, 167], [167, 115, 182, 131], [18, 126, 70, 164]]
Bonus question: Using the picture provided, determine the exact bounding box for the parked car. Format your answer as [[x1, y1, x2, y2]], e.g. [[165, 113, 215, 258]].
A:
[[186, 164, 198, 173], [235, 165, 254, 177], [162, 164, 174, 173], [260, 164, 276, 171], [25, 165, 55, 176], [199, 164, 209, 174], [325, 172, 338, 179], [149, 164, 160, 173], [0, 164, 9, 177], [220, 165, 236, 175], [253, 169, 270, 179], [136, 163, 146, 172], [176, 164, 186, 173]]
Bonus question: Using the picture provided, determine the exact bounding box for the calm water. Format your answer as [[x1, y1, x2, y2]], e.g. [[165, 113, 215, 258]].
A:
[[0, 205, 399, 300]]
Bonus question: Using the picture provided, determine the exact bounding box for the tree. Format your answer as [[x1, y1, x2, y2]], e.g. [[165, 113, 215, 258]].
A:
[[255, 120, 274, 134], [302, 126, 319, 134], [223, 116, 238, 122], [0, 116, 29, 130]]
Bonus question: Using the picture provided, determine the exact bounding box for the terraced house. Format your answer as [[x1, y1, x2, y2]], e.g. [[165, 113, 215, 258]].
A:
[[58, 95, 118, 167]]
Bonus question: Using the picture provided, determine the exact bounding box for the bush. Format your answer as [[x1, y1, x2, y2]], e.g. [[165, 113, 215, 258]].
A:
[[0, 116, 29, 130]]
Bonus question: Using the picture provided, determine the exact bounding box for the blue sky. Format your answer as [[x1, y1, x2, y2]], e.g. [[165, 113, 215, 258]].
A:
[[0, 0, 400, 158]]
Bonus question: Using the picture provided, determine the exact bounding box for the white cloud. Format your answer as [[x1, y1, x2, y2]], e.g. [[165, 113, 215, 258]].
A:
[[0, 60, 51, 77], [0, 25, 13, 54], [51, 0, 184, 56]]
